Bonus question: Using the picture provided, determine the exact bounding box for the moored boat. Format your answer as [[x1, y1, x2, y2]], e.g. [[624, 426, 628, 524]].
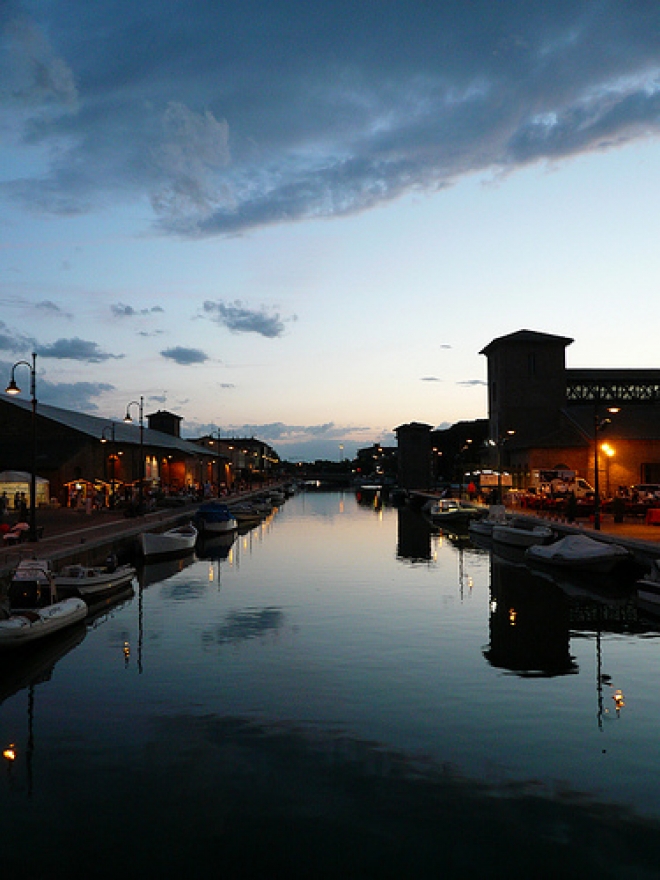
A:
[[194, 501, 238, 535], [54, 559, 137, 599], [491, 521, 554, 548], [140, 522, 198, 560], [427, 498, 482, 525], [636, 558, 660, 605], [0, 560, 87, 649], [525, 533, 630, 574], [468, 504, 507, 537]]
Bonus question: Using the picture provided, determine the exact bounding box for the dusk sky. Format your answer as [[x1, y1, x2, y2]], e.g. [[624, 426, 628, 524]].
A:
[[2, 2, 660, 460]]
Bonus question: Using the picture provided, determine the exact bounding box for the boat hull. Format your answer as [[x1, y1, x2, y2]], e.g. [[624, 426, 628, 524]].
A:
[[492, 524, 553, 548], [55, 564, 137, 598], [525, 534, 630, 574], [0, 598, 87, 648], [140, 524, 198, 560], [194, 502, 238, 535]]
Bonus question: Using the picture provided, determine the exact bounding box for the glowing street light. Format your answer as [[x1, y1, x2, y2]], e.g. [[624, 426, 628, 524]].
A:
[[124, 396, 144, 511], [593, 407, 620, 530], [5, 352, 38, 542], [100, 423, 117, 505]]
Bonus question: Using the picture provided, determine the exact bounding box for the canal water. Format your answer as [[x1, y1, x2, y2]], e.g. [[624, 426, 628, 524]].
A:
[[2, 490, 660, 878]]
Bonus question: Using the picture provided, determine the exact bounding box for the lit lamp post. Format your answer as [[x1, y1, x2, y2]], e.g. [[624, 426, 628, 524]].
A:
[[209, 429, 222, 496], [5, 352, 38, 542], [124, 396, 144, 511], [100, 423, 117, 506], [492, 430, 515, 504], [593, 407, 620, 530]]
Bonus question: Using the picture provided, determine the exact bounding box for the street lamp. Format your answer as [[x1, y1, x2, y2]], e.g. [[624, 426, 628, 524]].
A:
[[492, 430, 515, 504], [100, 423, 117, 506], [208, 429, 223, 496], [124, 396, 144, 511], [593, 407, 620, 530], [5, 352, 38, 542]]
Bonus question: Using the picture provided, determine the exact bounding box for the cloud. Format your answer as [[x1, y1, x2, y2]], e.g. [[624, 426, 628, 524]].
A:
[[37, 337, 123, 362], [0, 358, 114, 411], [203, 300, 286, 338], [183, 419, 379, 461], [0, 16, 78, 111], [0, 321, 34, 354], [458, 379, 488, 387], [421, 376, 441, 382], [3, 5, 660, 234], [38, 380, 115, 411], [36, 300, 72, 318], [111, 303, 164, 317], [160, 346, 208, 365]]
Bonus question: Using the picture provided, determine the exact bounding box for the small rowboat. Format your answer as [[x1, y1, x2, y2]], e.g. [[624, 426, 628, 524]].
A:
[[140, 522, 198, 560]]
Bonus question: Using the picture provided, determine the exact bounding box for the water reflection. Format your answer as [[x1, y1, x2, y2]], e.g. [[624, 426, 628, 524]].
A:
[[0, 624, 87, 706], [485, 556, 578, 677], [202, 606, 284, 648], [139, 553, 197, 588], [396, 506, 434, 562]]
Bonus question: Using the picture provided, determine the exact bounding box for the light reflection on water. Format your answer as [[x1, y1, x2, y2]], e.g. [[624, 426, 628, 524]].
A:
[[2, 490, 660, 877]]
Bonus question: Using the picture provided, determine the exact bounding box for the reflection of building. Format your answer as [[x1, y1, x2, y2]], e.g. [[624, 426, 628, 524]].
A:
[[484, 557, 578, 677], [396, 507, 433, 562]]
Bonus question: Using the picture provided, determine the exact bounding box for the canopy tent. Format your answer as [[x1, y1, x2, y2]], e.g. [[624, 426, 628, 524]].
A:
[[0, 470, 50, 508]]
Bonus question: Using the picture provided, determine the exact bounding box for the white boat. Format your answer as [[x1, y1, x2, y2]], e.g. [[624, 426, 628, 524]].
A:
[[0, 560, 87, 649], [140, 522, 198, 559], [636, 558, 660, 604], [525, 533, 630, 574], [468, 504, 507, 537], [427, 498, 482, 525], [492, 521, 554, 548], [194, 501, 238, 535], [54, 559, 137, 598]]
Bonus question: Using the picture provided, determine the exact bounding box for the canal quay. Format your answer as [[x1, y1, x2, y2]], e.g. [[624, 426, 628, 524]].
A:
[[3, 488, 660, 878]]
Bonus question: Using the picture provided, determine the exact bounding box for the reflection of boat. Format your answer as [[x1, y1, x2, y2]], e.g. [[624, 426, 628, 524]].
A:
[[139, 553, 197, 588], [230, 503, 266, 527], [0, 622, 86, 704], [196, 532, 236, 560], [492, 522, 554, 548], [140, 522, 198, 560], [525, 534, 630, 574], [55, 560, 136, 598], [427, 498, 482, 525], [194, 501, 238, 535], [637, 558, 660, 605], [85, 585, 135, 628], [0, 560, 87, 649]]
